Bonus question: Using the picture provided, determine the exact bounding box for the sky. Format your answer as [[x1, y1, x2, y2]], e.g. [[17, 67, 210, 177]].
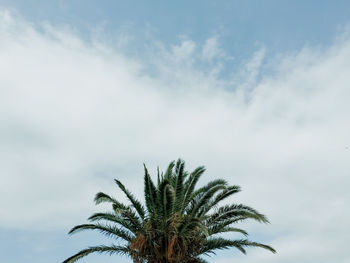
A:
[[0, 1, 349, 263]]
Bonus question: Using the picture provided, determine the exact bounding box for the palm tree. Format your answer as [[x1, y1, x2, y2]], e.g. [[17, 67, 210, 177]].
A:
[[63, 159, 275, 263]]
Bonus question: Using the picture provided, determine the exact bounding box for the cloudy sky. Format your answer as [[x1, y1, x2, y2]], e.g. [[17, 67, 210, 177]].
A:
[[1, 1, 349, 263]]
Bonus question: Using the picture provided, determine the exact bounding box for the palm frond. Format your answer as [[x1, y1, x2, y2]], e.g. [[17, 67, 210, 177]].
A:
[[163, 160, 175, 182], [208, 225, 248, 236], [62, 245, 129, 263], [199, 185, 241, 216], [207, 204, 269, 225], [114, 206, 143, 233], [94, 192, 129, 211], [144, 164, 158, 216], [156, 178, 167, 220], [190, 184, 228, 217], [201, 237, 276, 256], [174, 159, 186, 213], [193, 179, 228, 198], [164, 184, 175, 218], [68, 223, 133, 241], [87, 212, 137, 234], [239, 239, 276, 253], [201, 237, 246, 255], [114, 179, 146, 220], [181, 166, 206, 213], [178, 216, 208, 237]]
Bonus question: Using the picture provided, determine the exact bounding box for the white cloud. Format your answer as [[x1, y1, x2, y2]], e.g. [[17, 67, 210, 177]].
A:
[[0, 9, 350, 263], [171, 38, 196, 61], [202, 36, 223, 60]]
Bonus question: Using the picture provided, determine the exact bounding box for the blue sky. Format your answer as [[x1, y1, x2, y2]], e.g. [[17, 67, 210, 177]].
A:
[[4, 0, 350, 65], [1, 1, 350, 263]]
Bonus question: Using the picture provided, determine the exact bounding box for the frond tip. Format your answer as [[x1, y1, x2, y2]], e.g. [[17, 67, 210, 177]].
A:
[[202, 238, 276, 255], [62, 245, 129, 263], [68, 223, 133, 241]]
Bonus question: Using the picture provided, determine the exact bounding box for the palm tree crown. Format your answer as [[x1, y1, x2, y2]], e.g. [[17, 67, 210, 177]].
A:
[[63, 159, 275, 263]]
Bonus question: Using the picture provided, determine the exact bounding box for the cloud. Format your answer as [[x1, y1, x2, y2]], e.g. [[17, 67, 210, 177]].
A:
[[0, 9, 349, 263], [202, 37, 223, 61]]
